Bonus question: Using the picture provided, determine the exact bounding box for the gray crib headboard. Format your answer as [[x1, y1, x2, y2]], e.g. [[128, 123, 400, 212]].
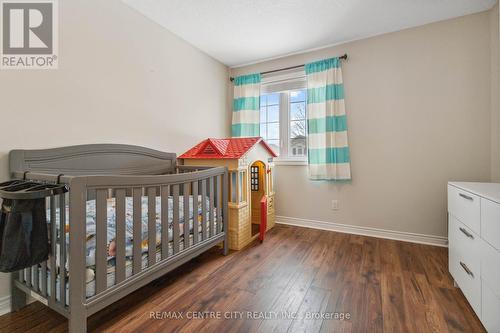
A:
[[9, 144, 177, 176]]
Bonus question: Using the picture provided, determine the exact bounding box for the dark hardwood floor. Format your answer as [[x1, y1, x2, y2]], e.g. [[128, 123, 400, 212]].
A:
[[0, 225, 486, 332]]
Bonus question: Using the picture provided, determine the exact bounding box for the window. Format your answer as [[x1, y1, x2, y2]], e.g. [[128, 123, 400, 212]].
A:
[[250, 166, 259, 191], [260, 85, 307, 161], [260, 93, 280, 155], [289, 90, 307, 159]]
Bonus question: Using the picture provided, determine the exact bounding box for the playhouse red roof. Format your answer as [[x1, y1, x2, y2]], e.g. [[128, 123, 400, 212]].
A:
[[179, 137, 278, 159]]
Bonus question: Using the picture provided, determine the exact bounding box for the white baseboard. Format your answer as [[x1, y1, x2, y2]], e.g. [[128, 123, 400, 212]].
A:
[[0, 293, 37, 316], [0, 295, 10, 316], [276, 216, 448, 247]]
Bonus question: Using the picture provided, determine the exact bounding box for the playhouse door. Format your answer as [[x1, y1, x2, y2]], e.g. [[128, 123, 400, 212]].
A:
[[250, 161, 266, 237]]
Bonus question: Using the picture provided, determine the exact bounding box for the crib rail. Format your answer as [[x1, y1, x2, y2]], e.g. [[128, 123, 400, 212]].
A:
[[10, 166, 228, 319]]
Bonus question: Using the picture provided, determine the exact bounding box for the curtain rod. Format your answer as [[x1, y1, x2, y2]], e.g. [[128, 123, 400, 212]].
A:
[[229, 53, 347, 82]]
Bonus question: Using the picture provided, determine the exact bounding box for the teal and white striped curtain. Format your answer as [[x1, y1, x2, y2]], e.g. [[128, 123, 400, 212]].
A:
[[232, 73, 261, 137], [306, 57, 351, 180]]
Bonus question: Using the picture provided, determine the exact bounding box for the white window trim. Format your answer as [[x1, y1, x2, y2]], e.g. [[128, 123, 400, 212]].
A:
[[274, 159, 307, 166], [278, 91, 308, 163], [261, 73, 308, 165]]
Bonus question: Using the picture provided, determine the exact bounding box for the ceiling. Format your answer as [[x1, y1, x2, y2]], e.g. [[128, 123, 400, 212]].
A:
[[123, 0, 496, 67]]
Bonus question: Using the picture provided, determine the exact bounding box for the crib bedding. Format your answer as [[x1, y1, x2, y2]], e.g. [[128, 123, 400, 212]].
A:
[[39, 229, 218, 302], [84, 195, 216, 267], [40, 195, 219, 301], [52, 195, 216, 268]]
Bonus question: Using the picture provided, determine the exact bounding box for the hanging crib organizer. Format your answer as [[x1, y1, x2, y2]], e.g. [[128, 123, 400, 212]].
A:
[[0, 178, 68, 200], [0, 177, 68, 272]]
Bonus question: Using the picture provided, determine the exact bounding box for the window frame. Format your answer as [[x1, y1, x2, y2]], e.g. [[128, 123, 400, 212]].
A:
[[280, 90, 308, 162], [259, 71, 309, 165], [259, 90, 308, 164], [259, 94, 281, 152]]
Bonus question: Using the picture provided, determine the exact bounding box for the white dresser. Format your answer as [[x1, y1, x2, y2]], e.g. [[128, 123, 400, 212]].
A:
[[448, 182, 500, 333]]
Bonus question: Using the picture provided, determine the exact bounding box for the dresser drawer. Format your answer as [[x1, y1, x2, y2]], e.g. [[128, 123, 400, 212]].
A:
[[481, 282, 500, 333], [481, 198, 500, 252], [449, 216, 481, 315], [448, 185, 480, 234], [449, 253, 481, 316], [449, 216, 481, 265], [480, 239, 500, 300]]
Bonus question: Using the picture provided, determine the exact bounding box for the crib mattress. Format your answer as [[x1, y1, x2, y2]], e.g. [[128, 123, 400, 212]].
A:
[[42, 195, 218, 301], [38, 229, 218, 302]]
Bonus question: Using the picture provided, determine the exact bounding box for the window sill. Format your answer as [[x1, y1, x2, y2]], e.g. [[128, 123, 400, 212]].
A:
[[274, 159, 307, 166]]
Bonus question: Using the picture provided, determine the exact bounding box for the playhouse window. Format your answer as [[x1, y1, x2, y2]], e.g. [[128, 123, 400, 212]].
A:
[[268, 168, 274, 194], [230, 170, 247, 204], [239, 171, 246, 202], [250, 166, 259, 191], [230, 171, 237, 203]]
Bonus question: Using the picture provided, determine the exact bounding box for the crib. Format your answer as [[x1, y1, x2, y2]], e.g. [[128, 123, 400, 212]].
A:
[[7, 144, 228, 332]]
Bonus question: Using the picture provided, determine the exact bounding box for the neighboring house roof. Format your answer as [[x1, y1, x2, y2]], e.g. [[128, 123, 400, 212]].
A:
[[179, 137, 278, 159], [291, 136, 306, 145]]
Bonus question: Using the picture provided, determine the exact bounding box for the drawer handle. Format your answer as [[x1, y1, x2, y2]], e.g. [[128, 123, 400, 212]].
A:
[[459, 227, 474, 239], [459, 193, 473, 201], [460, 261, 474, 278]]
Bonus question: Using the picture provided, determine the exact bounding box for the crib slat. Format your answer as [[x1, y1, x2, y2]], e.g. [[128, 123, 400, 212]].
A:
[[26, 267, 31, 288], [183, 183, 190, 250], [50, 196, 56, 302], [147, 187, 156, 267], [59, 193, 66, 305], [32, 264, 39, 292], [161, 186, 169, 260], [201, 179, 207, 240], [115, 189, 126, 284], [209, 177, 214, 237], [95, 189, 108, 294], [173, 185, 180, 254], [216, 175, 222, 234], [40, 261, 47, 296], [133, 188, 142, 274], [192, 181, 199, 245], [38, 261, 47, 296], [40, 200, 47, 296]]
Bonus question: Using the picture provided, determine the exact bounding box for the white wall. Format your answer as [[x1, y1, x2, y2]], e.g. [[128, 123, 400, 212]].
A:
[[0, 0, 229, 302], [491, 3, 500, 182], [231, 11, 493, 240]]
